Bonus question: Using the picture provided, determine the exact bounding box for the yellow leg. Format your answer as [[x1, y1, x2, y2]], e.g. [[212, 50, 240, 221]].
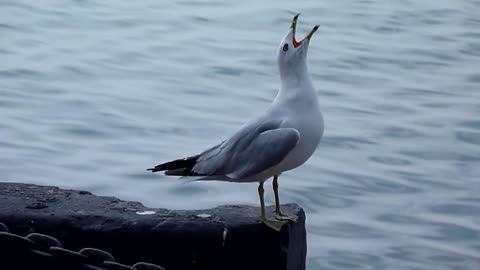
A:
[[273, 175, 282, 215], [272, 176, 298, 222], [258, 181, 266, 222], [258, 181, 286, 231]]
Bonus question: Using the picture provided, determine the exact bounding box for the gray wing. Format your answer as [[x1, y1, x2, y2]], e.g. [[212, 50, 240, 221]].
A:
[[191, 120, 300, 179]]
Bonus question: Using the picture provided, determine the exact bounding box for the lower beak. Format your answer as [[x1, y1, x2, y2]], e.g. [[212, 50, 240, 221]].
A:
[[303, 25, 320, 41]]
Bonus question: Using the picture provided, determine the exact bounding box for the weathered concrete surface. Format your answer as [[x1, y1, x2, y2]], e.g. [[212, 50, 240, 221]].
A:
[[0, 182, 307, 270]]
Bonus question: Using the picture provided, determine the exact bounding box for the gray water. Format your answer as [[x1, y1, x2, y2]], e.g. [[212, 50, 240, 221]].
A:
[[1, 0, 480, 269]]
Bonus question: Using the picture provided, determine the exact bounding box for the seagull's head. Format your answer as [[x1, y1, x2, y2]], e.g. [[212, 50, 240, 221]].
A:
[[277, 14, 319, 76]]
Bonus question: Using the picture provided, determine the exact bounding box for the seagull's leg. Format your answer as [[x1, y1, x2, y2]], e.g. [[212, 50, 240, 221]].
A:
[[273, 175, 282, 215], [258, 181, 286, 231], [272, 175, 298, 222], [258, 181, 267, 222]]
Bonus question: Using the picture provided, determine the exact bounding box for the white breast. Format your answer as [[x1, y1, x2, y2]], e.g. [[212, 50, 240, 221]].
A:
[[273, 107, 324, 175]]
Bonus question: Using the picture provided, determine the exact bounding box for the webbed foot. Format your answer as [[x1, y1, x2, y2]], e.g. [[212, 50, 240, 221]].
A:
[[274, 212, 298, 223], [262, 218, 289, 231]]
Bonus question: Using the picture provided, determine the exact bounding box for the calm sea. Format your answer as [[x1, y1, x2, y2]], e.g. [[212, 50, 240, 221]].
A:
[[1, 0, 479, 269]]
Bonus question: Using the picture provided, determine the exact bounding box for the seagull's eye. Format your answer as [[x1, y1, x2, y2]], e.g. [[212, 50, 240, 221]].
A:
[[282, 44, 289, 51]]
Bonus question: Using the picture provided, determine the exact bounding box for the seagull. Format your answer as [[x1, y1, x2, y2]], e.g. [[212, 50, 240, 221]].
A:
[[148, 14, 324, 231]]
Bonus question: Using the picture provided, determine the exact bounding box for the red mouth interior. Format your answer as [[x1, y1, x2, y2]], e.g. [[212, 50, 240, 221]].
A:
[[293, 35, 302, 48]]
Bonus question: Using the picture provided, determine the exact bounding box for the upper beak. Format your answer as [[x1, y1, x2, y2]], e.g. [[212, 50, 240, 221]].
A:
[[290, 13, 319, 47], [290, 13, 301, 48], [290, 13, 300, 32]]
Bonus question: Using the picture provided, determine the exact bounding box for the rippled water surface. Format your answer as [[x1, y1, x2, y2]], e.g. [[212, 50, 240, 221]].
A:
[[1, 0, 480, 269]]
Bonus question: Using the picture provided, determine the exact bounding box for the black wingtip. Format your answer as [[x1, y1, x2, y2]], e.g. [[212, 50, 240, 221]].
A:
[[147, 155, 200, 174]]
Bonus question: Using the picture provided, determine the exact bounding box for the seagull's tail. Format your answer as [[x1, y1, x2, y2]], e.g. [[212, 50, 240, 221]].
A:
[[147, 155, 202, 176]]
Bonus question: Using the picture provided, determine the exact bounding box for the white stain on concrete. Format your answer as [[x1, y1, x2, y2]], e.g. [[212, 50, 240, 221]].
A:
[[136, 210, 156, 215], [223, 227, 228, 247]]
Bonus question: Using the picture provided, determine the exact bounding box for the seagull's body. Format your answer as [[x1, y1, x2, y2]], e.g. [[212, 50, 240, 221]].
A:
[[149, 14, 323, 230], [219, 80, 323, 183]]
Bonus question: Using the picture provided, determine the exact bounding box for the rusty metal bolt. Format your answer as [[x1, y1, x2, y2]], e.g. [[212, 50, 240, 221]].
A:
[[0, 232, 34, 250], [80, 247, 115, 266], [27, 233, 62, 252], [133, 262, 166, 270], [50, 246, 88, 264], [0, 222, 8, 232], [104, 261, 136, 270]]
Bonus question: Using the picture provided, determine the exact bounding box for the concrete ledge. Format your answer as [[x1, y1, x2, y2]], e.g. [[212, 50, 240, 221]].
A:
[[0, 182, 307, 270]]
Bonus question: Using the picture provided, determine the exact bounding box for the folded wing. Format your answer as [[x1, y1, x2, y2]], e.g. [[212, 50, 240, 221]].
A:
[[148, 120, 300, 180]]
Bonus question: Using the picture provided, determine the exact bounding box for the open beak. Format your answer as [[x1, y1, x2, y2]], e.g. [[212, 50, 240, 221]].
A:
[[290, 13, 319, 48]]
